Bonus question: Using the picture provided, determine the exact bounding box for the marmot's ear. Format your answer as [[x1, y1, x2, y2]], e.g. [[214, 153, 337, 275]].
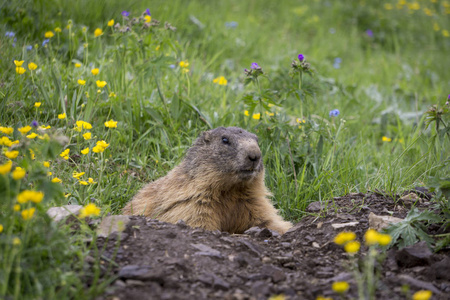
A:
[[201, 131, 211, 143]]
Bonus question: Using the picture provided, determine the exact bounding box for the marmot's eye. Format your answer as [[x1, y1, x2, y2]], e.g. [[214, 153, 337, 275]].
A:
[[222, 137, 229, 144]]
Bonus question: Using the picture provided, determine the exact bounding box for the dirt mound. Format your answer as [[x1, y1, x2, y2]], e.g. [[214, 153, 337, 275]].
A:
[[95, 190, 450, 300]]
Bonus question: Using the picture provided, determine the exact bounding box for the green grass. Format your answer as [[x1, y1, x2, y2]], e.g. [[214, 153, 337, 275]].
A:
[[1, 0, 449, 298]]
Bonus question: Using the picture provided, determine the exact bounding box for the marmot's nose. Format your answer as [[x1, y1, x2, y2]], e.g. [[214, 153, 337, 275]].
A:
[[248, 151, 261, 162]]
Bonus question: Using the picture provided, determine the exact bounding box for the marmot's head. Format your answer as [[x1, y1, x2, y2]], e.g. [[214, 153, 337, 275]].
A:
[[183, 127, 263, 184]]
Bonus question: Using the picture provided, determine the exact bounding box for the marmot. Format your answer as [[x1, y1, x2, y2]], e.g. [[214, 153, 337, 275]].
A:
[[122, 126, 292, 234]]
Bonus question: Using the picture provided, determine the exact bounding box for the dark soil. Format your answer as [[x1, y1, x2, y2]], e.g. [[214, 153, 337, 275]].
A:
[[95, 189, 450, 300]]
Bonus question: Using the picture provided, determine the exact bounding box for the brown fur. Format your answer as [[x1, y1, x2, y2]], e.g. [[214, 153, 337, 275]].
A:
[[122, 126, 292, 234]]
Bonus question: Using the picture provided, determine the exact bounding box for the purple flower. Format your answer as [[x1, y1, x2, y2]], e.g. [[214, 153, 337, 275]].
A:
[[448, 94, 450, 100], [145, 9, 151, 16], [329, 109, 340, 117], [122, 11, 130, 17], [366, 29, 374, 37], [298, 54, 305, 62], [225, 21, 238, 28], [251, 62, 259, 69], [31, 120, 39, 127], [42, 39, 50, 46], [26, 45, 33, 51], [169, 64, 175, 69], [5, 31, 15, 38]]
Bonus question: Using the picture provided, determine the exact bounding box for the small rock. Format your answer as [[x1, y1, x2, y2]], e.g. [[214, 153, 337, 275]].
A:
[[198, 273, 230, 291], [97, 215, 131, 238], [176, 219, 188, 228], [261, 265, 286, 283], [262, 256, 272, 264], [312, 242, 320, 248], [397, 274, 442, 295], [47, 205, 83, 222], [395, 241, 433, 268], [306, 201, 324, 212], [118, 265, 165, 284], [238, 240, 262, 256], [368, 212, 403, 231], [400, 193, 420, 203], [429, 256, 450, 281], [191, 243, 223, 258], [114, 280, 126, 287], [331, 222, 359, 229], [125, 279, 145, 286]]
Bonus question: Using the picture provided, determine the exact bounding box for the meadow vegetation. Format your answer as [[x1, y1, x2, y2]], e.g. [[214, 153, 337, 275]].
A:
[[0, 0, 449, 298]]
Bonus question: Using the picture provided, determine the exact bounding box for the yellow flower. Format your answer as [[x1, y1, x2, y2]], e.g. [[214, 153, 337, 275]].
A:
[[94, 28, 103, 37], [60, 149, 70, 160], [179, 60, 189, 68], [332, 281, 349, 294], [17, 190, 44, 204], [97, 140, 109, 149], [5, 150, 19, 159], [79, 180, 88, 185], [244, 110, 249, 116], [16, 67, 26, 75], [28, 62, 37, 70], [91, 68, 99, 75], [408, 2, 420, 10], [0, 136, 12, 146], [88, 178, 97, 184], [109, 92, 117, 97], [26, 132, 38, 139], [315, 297, 332, 300], [384, 3, 393, 10], [0, 127, 14, 135], [29, 149, 35, 160], [265, 111, 274, 117], [55, 27, 62, 33], [45, 31, 54, 38], [47, 171, 52, 176], [144, 15, 152, 23], [377, 233, 392, 246], [58, 113, 66, 119], [0, 160, 13, 175], [412, 290, 432, 300], [443, 30, 450, 37], [64, 193, 71, 198], [104, 119, 118, 128], [382, 136, 392, 142], [344, 241, 360, 254], [12, 167, 26, 180], [18, 126, 32, 134], [155, 45, 160, 51], [0, 224, 3, 233], [83, 132, 92, 140], [213, 76, 228, 86], [43, 161, 50, 168], [21, 207, 36, 220], [14, 60, 24, 67], [108, 19, 114, 26], [40, 125, 51, 130], [34, 102, 42, 108], [13, 204, 21, 211], [76, 120, 92, 130], [364, 229, 379, 246], [73, 171, 85, 179], [51, 177, 62, 183], [96, 80, 107, 88], [434, 23, 440, 31], [92, 146, 103, 153], [81, 147, 90, 155], [334, 231, 356, 245], [13, 237, 21, 246], [75, 63, 82, 68], [78, 79, 86, 85], [79, 203, 101, 218], [252, 113, 261, 120]]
